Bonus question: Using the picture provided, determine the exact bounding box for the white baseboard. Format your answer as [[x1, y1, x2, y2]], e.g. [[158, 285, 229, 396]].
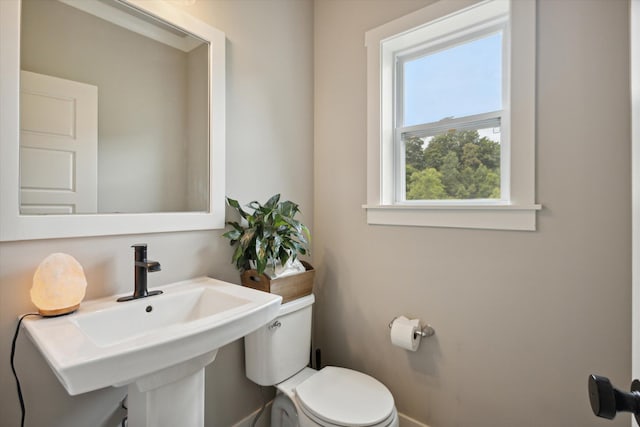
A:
[[232, 403, 428, 427], [232, 401, 273, 427], [399, 412, 430, 427]]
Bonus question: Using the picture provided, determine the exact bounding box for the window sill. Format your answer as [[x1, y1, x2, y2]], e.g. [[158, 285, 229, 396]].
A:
[[362, 203, 542, 231]]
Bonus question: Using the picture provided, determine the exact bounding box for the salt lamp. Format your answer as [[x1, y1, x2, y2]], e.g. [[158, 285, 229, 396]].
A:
[[31, 253, 87, 316]]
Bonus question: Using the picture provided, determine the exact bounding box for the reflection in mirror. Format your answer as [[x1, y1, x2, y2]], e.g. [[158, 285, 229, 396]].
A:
[[20, 0, 209, 214]]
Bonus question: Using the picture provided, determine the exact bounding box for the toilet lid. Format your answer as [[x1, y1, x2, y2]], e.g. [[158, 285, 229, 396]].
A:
[[295, 367, 394, 426]]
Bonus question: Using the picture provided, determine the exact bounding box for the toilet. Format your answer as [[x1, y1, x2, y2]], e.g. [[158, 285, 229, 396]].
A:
[[244, 294, 399, 427]]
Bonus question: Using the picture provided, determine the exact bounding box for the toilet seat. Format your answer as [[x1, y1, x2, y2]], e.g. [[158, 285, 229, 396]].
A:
[[298, 404, 398, 427], [294, 367, 395, 427]]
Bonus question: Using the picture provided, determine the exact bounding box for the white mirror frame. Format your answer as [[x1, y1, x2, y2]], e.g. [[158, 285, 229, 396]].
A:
[[0, 0, 226, 241]]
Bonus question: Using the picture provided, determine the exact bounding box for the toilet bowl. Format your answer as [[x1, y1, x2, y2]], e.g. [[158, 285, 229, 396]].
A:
[[244, 295, 399, 427]]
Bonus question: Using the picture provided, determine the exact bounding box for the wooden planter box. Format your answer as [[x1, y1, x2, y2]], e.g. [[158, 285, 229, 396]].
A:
[[240, 261, 314, 304]]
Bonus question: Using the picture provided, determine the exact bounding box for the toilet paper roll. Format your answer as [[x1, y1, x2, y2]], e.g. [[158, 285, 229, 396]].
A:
[[390, 316, 421, 351]]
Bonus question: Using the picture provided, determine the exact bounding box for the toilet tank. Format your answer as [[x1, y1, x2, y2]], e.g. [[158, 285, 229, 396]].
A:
[[244, 294, 314, 386]]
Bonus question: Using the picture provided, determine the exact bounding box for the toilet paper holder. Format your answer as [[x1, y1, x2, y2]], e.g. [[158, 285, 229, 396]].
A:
[[388, 317, 435, 338]]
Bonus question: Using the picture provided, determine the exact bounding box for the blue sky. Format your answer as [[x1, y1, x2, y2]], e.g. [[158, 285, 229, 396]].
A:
[[403, 32, 502, 127]]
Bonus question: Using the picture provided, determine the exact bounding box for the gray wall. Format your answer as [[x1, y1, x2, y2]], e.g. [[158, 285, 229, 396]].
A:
[[0, 0, 313, 426], [313, 0, 631, 426], [188, 43, 210, 212]]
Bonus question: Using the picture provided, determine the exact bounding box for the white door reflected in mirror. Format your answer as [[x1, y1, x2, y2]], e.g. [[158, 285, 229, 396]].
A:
[[20, 71, 98, 215]]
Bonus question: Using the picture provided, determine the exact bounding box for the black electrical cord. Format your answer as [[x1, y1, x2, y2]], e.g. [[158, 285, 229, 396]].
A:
[[11, 312, 40, 427]]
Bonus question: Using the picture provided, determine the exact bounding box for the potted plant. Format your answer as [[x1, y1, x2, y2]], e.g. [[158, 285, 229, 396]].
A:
[[223, 194, 314, 303]]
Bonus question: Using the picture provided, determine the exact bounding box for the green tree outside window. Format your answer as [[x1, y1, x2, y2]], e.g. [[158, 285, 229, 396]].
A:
[[405, 130, 500, 200]]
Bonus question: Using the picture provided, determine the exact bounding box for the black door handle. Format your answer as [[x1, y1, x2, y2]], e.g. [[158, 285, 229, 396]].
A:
[[588, 374, 640, 423]]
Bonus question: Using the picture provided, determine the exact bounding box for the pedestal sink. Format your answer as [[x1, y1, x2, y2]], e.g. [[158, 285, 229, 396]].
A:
[[22, 277, 282, 427]]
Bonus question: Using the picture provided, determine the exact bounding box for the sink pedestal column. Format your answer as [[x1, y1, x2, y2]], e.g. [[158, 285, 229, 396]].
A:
[[127, 351, 218, 427]]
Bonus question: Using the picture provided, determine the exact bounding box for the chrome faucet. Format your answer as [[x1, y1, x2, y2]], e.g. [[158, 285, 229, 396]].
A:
[[117, 244, 162, 302]]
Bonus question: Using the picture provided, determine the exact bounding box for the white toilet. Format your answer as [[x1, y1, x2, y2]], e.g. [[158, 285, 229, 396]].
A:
[[244, 294, 399, 427]]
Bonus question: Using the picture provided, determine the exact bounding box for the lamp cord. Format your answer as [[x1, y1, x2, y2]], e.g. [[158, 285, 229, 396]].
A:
[[11, 313, 40, 427]]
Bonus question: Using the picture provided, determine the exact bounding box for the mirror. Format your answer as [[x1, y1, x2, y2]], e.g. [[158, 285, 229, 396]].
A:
[[20, 0, 209, 215], [0, 0, 226, 240]]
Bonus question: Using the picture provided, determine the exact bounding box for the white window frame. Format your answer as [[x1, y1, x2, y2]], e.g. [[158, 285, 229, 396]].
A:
[[364, 0, 540, 231]]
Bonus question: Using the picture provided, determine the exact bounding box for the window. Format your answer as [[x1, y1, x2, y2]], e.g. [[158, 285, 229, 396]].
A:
[[400, 31, 503, 202], [364, 0, 540, 230]]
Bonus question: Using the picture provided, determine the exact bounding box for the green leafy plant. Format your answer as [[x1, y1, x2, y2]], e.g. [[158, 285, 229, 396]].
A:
[[223, 194, 310, 275]]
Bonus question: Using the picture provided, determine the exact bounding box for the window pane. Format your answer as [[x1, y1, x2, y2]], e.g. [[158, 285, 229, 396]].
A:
[[404, 127, 501, 200], [403, 32, 502, 127]]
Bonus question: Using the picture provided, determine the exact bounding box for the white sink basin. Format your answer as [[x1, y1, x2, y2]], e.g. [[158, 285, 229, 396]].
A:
[[22, 277, 282, 396]]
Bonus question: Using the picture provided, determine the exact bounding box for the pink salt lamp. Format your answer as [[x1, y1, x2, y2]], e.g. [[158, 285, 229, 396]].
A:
[[31, 253, 87, 316]]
